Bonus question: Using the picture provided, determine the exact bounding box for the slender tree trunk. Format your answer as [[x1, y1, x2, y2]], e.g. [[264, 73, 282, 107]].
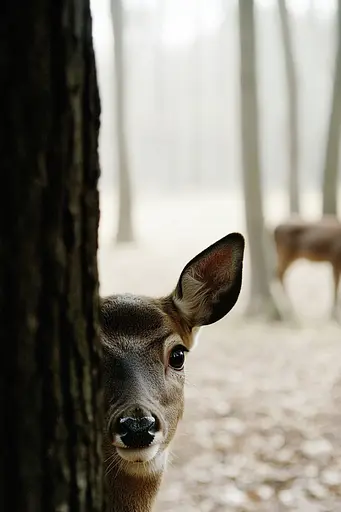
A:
[[322, 0, 341, 216], [0, 1, 104, 510], [278, 0, 300, 214], [192, 3, 203, 187], [111, 0, 134, 243], [154, 0, 165, 189], [239, 0, 282, 320]]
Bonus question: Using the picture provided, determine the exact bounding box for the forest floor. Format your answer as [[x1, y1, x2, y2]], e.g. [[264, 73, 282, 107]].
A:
[[98, 191, 341, 512]]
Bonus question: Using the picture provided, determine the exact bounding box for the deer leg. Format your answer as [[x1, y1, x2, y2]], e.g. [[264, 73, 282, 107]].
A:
[[331, 264, 340, 321], [277, 266, 286, 288], [277, 257, 292, 291], [272, 257, 298, 322]]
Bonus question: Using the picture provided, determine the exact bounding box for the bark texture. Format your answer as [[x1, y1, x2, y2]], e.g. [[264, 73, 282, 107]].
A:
[[0, 1, 104, 510], [111, 0, 134, 243], [278, 0, 300, 214], [239, 0, 282, 320], [322, 0, 341, 216]]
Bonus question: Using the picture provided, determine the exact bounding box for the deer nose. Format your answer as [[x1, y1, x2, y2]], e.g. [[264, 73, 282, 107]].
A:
[[118, 416, 157, 449]]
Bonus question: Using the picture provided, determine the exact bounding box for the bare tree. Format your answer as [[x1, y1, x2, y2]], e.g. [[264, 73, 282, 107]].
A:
[[111, 0, 134, 243], [278, 0, 300, 214], [239, 0, 282, 320], [192, 2, 203, 185], [0, 0, 104, 510], [154, 0, 166, 186], [322, 0, 341, 216]]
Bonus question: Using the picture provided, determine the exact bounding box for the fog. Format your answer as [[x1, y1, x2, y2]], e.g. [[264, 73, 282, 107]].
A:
[[92, 1, 341, 510], [93, 0, 338, 198]]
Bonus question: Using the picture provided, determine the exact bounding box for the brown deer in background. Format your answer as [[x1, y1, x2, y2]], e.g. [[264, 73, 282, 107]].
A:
[[100, 233, 245, 512], [273, 216, 341, 320]]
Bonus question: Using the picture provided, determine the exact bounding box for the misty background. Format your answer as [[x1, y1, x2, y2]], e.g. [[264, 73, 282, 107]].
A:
[[90, 1, 341, 510], [92, 0, 339, 197]]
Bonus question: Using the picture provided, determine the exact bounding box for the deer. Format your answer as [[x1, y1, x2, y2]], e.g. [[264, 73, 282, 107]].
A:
[[100, 232, 245, 512], [273, 216, 341, 320]]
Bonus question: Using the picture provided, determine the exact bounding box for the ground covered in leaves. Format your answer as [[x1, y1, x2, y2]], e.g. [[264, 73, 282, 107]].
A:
[[156, 321, 341, 512], [99, 191, 341, 512]]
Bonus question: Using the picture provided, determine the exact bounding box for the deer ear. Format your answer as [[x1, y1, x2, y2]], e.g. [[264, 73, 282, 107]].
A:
[[172, 233, 245, 328]]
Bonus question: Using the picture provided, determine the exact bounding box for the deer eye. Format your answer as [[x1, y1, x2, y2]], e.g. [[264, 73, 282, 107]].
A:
[[168, 345, 188, 371]]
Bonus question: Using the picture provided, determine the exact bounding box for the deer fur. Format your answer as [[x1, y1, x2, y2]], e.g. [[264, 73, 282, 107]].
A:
[[273, 216, 341, 319], [100, 233, 245, 511]]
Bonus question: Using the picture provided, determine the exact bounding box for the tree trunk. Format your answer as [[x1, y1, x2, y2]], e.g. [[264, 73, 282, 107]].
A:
[[111, 0, 134, 243], [0, 1, 104, 511], [239, 0, 282, 320], [192, 3, 203, 187], [154, 0, 165, 189], [322, 0, 341, 216], [278, 0, 300, 214]]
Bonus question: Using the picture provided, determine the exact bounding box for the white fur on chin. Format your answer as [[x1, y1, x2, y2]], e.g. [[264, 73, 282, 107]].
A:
[[117, 446, 168, 477], [116, 444, 160, 463]]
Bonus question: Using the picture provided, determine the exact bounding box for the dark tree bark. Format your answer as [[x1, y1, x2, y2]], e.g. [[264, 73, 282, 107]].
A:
[[322, 0, 341, 215], [278, 0, 300, 214], [0, 1, 104, 511], [239, 0, 282, 320], [111, 0, 134, 243]]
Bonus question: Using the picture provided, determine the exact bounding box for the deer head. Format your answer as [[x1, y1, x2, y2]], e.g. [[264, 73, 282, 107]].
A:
[[100, 232, 245, 511]]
